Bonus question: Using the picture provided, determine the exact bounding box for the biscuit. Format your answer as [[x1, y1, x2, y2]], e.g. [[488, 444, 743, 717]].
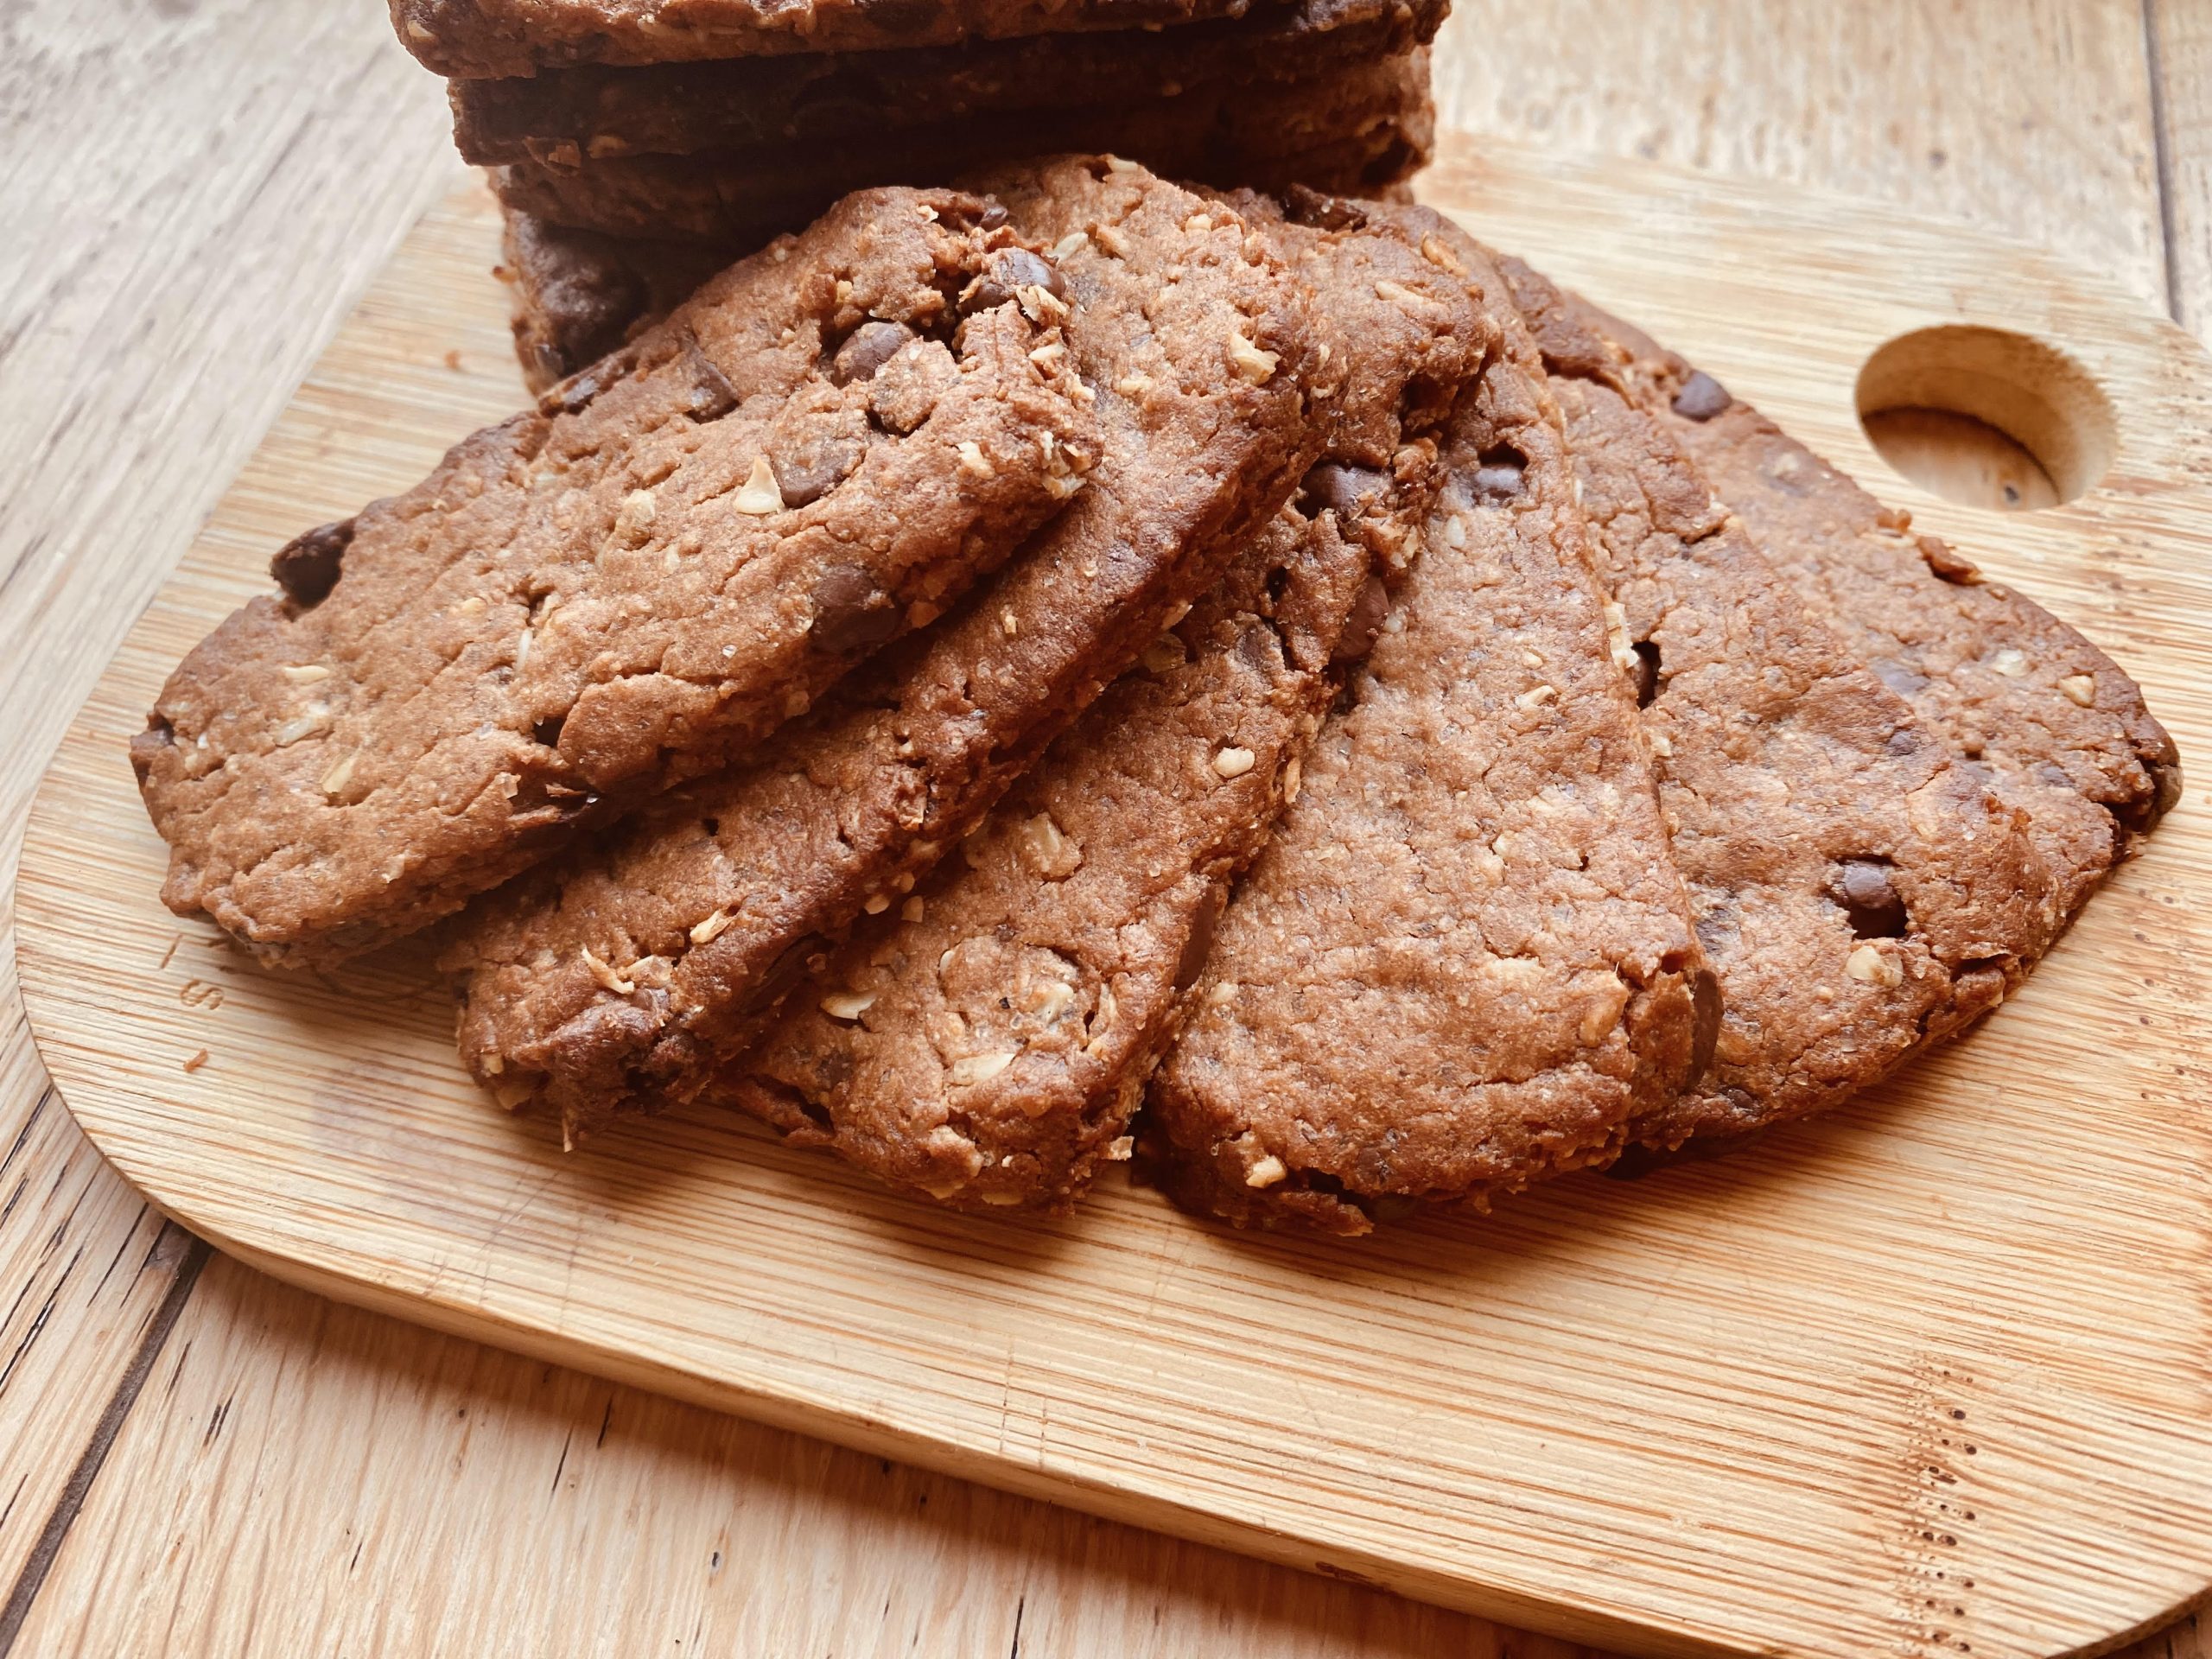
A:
[[1141, 219, 1714, 1235], [488, 48, 1434, 242], [396, 0, 1260, 77], [708, 189, 1496, 1210], [1498, 255, 2058, 1149], [1581, 302, 2179, 933], [452, 0, 1448, 165], [134, 187, 1093, 965], [444, 156, 1333, 1142]]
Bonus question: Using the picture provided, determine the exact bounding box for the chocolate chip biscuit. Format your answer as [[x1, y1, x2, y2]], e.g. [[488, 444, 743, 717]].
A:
[[444, 156, 1333, 1143], [488, 48, 1434, 242], [1141, 219, 1715, 1236], [707, 190, 1496, 1211], [451, 0, 1448, 165], [1498, 256, 2057, 1149], [396, 0, 1262, 77], [134, 187, 1094, 966], [1580, 304, 2179, 938]]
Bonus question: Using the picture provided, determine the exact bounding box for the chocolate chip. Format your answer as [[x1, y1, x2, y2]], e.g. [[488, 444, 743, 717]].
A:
[[959, 246, 1065, 315], [270, 518, 355, 610], [1283, 185, 1367, 232], [685, 346, 740, 420], [978, 202, 1008, 230], [1332, 575, 1391, 665], [1872, 658, 1929, 697], [774, 433, 867, 506], [1300, 461, 1389, 518], [1671, 371, 1732, 422], [1688, 966, 1723, 1083], [830, 320, 917, 386], [810, 563, 900, 656], [1886, 728, 1923, 757], [1174, 887, 1223, 991], [537, 346, 635, 416], [1631, 639, 1661, 707], [1834, 858, 1909, 939]]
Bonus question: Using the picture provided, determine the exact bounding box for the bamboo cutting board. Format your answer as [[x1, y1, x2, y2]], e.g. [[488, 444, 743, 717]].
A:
[[15, 135, 2212, 1659]]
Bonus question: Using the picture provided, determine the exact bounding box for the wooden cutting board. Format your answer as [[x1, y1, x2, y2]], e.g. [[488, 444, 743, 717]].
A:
[[16, 134, 2212, 1659]]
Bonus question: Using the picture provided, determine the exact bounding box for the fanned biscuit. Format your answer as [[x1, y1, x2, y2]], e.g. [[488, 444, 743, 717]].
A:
[[488, 48, 1434, 242], [1142, 219, 1714, 1235], [394, 0, 1258, 77], [709, 194, 1496, 1210], [445, 156, 1332, 1142], [452, 0, 1448, 165], [1500, 257, 2057, 1148], [1578, 300, 2179, 933], [135, 188, 1093, 966]]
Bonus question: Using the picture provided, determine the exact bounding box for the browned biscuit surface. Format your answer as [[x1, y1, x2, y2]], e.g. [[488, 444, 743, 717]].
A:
[[708, 193, 1495, 1211], [501, 212, 728, 393], [1499, 257, 2056, 1148], [395, 0, 1261, 76], [1580, 302, 2179, 931], [452, 0, 1449, 164], [1141, 221, 1713, 1236], [444, 156, 1332, 1143], [489, 48, 1434, 242], [136, 187, 1094, 968]]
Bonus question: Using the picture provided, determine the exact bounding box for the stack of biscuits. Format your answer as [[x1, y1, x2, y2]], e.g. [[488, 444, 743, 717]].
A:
[[391, 0, 1445, 389], [130, 18, 2178, 1236]]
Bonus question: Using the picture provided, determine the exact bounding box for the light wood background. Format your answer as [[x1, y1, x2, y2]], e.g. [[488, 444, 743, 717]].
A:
[[0, 3, 2204, 1654]]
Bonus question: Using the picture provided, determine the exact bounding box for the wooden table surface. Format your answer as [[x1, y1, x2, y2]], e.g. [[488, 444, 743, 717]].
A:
[[0, 3, 2205, 1654]]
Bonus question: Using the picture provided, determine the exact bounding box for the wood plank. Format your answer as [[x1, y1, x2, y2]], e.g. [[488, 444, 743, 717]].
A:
[[2148, 0, 2212, 334], [0, 0, 451, 1618], [22, 145, 2212, 1656], [1433, 0, 2170, 310], [12, 1255, 1501, 1658]]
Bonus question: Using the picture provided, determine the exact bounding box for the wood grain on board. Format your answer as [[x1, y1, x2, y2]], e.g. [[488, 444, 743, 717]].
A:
[[19, 143, 2212, 1656], [2, 3, 2208, 1656]]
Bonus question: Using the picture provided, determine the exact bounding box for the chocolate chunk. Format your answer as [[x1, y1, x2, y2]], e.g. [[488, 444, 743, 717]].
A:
[[685, 345, 740, 419], [1301, 461, 1389, 518], [1872, 658, 1929, 696], [270, 518, 355, 611], [809, 563, 900, 655], [1670, 371, 1732, 422], [774, 432, 867, 506], [831, 320, 918, 386], [1332, 575, 1390, 665], [1833, 858, 1909, 939], [959, 246, 1065, 315]]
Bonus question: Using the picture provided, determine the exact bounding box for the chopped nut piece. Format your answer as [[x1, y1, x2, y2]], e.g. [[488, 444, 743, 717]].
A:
[[1988, 647, 2030, 677], [1844, 943, 1904, 987], [730, 455, 784, 515], [1373, 279, 1420, 305], [1104, 154, 1141, 174], [1226, 329, 1279, 385], [1000, 607, 1019, 638], [1105, 1135, 1135, 1161], [1602, 601, 1637, 671], [1516, 683, 1558, 709], [1017, 811, 1083, 879], [1114, 372, 1154, 397], [282, 664, 331, 684], [1051, 231, 1089, 260], [1245, 1154, 1287, 1188], [319, 753, 358, 797], [275, 705, 331, 747], [690, 908, 735, 945], [581, 947, 635, 995], [1420, 232, 1468, 275], [614, 487, 658, 536], [820, 989, 877, 1020], [1212, 746, 1256, 779], [957, 439, 995, 478], [2059, 672, 2096, 706], [863, 892, 891, 914], [950, 1050, 1018, 1086], [491, 1077, 537, 1112], [1207, 980, 1238, 1006]]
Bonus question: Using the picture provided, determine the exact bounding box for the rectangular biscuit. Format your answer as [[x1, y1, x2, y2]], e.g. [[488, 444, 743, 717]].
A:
[[488, 48, 1435, 243], [134, 187, 1095, 966], [444, 156, 1334, 1144], [1141, 223, 1714, 1236], [450, 0, 1449, 166], [1580, 301, 2180, 932], [705, 192, 1497, 1211], [394, 0, 1260, 78], [1498, 256, 2060, 1150]]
